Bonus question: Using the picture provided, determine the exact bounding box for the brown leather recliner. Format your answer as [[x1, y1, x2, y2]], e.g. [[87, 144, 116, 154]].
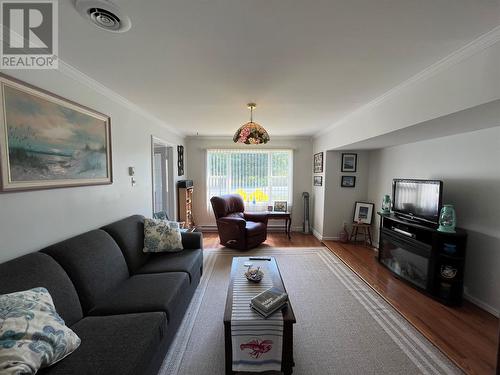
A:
[[210, 194, 269, 250]]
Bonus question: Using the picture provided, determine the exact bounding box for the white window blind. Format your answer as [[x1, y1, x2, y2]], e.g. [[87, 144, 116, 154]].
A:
[[206, 149, 293, 211]]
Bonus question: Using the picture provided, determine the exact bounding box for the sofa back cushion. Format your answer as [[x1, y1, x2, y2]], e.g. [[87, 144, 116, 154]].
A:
[[0, 252, 83, 326], [101, 215, 149, 273], [42, 230, 129, 314]]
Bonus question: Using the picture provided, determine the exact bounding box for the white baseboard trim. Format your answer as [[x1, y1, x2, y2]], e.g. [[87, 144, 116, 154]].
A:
[[321, 236, 339, 241], [463, 289, 499, 317], [312, 228, 322, 240], [197, 224, 307, 233]]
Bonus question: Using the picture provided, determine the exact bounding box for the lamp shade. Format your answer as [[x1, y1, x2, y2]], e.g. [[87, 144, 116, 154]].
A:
[[233, 121, 270, 144]]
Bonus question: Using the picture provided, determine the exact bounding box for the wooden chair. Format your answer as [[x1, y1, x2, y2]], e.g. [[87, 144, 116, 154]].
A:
[[350, 223, 373, 247]]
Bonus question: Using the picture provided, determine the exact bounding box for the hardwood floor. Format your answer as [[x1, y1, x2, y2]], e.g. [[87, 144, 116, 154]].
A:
[[202, 231, 323, 249], [323, 240, 499, 375], [203, 231, 499, 374]]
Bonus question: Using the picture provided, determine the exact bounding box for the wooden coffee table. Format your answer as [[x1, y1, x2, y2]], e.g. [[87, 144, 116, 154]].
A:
[[224, 257, 296, 374]]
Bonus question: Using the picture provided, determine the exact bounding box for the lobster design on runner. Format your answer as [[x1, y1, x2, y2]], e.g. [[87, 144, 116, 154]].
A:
[[240, 339, 273, 358]]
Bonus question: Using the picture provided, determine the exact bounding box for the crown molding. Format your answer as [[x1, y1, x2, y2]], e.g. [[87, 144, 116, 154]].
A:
[[185, 134, 313, 141], [315, 25, 500, 138], [57, 60, 184, 137], [0, 27, 183, 136]]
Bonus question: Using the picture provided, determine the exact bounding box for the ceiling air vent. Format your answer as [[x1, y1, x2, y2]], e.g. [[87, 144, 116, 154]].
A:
[[75, 0, 131, 33]]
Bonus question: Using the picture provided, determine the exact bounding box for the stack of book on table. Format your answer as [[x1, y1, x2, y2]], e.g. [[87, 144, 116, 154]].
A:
[[250, 287, 288, 318]]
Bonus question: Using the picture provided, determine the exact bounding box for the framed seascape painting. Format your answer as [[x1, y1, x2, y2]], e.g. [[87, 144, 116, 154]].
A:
[[0, 75, 112, 192]]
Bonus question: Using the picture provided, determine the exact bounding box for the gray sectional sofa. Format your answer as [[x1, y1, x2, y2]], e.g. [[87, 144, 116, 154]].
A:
[[0, 215, 203, 375]]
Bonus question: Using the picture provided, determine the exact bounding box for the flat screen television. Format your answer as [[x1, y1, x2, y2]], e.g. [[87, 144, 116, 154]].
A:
[[392, 179, 443, 225]]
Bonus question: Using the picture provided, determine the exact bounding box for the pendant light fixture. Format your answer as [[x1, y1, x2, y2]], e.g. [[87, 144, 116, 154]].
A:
[[233, 103, 270, 144]]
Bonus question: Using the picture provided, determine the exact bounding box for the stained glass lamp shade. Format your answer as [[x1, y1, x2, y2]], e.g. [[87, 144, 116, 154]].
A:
[[233, 103, 270, 145]]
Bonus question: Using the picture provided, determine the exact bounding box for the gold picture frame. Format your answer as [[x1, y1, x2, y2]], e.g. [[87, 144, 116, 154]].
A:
[[0, 74, 112, 192]]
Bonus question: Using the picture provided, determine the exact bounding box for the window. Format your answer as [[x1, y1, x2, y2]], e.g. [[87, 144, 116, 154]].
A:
[[207, 149, 293, 210]]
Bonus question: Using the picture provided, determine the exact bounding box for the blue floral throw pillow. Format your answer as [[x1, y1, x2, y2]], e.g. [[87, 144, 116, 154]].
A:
[[0, 287, 81, 374], [143, 218, 184, 253]]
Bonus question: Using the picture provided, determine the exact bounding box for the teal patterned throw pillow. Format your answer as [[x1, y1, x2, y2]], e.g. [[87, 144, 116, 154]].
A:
[[143, 218, 184, 253], [0, 288, 81, 374]]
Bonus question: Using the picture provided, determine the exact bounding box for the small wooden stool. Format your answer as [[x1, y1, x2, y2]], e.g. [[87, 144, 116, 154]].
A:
[[350, 223, 373, 247]]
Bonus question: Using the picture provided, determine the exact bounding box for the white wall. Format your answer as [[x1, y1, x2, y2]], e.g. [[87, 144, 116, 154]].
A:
[[185, 136, 312, 230], [311, 150, 369, 240], [0, 68, 185, 263], [367, 127, 500, 315], [315, 31, 500, 151], [322, 151, 369, 239]]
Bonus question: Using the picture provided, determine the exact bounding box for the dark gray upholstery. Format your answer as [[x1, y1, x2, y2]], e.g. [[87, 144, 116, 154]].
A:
[[100, 215, 149, 273], [181, 231, 203, 250], [137, 249, 203, 283], [2, 214, 203, 375], [39, 312, 167, 375], [0, 252, 83, 326], [89, 272, 190, 323], [41, 230, 130, 314]]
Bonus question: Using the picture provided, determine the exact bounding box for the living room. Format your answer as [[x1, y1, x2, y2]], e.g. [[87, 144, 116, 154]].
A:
[[0, 1, 499, 374]]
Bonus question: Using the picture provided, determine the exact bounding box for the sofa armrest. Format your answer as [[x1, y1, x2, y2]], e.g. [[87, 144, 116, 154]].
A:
[[181, 231, 203, 250], [244, 212, 269, 224]]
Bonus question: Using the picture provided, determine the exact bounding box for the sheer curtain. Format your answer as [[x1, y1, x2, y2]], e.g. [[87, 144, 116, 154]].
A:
[[206, 149, 293, 212]]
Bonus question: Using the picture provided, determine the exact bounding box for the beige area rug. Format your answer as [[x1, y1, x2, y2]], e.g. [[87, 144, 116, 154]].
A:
[[159, 247, 461, 375]]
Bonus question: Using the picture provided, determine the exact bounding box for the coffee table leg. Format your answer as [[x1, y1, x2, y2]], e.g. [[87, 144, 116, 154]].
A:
[[224, 322, 234, 375], [287, 217, 291, 239]]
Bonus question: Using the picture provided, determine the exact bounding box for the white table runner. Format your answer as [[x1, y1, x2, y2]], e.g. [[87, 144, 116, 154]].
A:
[[230, 259, 284, 372]]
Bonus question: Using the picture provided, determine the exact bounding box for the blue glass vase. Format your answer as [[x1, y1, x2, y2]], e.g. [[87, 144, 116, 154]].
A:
[[438, 205, 456, 233]]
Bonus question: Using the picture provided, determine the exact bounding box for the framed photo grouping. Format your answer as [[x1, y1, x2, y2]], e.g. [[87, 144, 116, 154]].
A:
[[313, 176, 322, 186], [313, 152, 323, 173], [273, 201, 288, 212], [353, 202, 375, 224], [341, 175, 356, 188], [341, 153, 357, 172], [0, 74, 112, 192]]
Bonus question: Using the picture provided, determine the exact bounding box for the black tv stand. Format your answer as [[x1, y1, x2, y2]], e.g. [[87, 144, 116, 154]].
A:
[[377, 213, 467, 306]]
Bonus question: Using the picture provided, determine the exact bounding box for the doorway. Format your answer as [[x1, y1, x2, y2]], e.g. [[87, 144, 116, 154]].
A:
[[151, 136, 175, 220]]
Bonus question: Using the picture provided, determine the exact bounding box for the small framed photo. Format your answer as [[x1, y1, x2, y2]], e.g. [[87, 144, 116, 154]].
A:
[[353, 202, 375, 224], [273, 201, 288, 212], [341, 175, 356, 188], [341, 153, 357, 172], [313, 176, 323, 186], [313, 152, 323, 173], [267, 205, 273, 212]]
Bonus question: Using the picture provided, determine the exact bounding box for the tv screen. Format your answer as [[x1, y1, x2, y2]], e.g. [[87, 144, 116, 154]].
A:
[[392, 179, 443, 224]]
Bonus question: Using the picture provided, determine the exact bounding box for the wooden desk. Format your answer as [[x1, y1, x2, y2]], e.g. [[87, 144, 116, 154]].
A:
[[267, 211, 292, 239]]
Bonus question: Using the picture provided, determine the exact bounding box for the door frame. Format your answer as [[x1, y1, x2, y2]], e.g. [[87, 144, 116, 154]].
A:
[[151, 136, 176, 220]]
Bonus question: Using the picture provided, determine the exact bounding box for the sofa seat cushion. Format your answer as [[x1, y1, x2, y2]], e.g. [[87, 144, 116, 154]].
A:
[[38, 312, 167, 375], [245, 221, 266, 237], [136, 249, 202, 282], [89, 273, 190, 322]]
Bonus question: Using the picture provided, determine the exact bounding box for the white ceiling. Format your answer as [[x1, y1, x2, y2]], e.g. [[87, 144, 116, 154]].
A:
[[59, 0, 500, 136]]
